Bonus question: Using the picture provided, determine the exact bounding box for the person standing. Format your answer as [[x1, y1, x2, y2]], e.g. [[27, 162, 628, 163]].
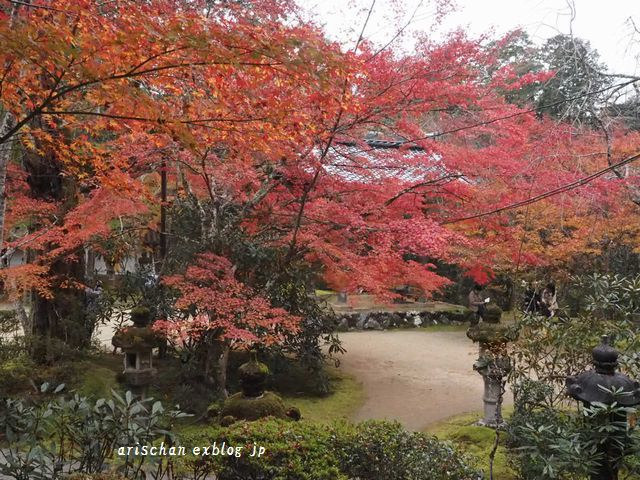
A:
[[522, 281, 541, 314], [468, 284, 489, 325], [540, 282, 558, 318]]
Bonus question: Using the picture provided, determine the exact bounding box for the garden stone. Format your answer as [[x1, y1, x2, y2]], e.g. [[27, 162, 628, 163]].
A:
[[364, 318, 383, 330], [347, 313, 359, 328], [388, 313, 403, 327], [336, 317, 349, 332]]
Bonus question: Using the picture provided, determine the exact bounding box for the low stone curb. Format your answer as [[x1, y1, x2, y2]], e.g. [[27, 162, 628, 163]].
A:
[[334, 308, 474, 331]]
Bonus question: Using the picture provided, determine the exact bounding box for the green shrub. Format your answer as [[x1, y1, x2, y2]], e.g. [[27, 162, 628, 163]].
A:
[[169, 382, 217, 415], [446, 308, 474, 323], [0, 309, 20, 336], [176, 419, 345, 480], [0, 388, 187, 480], [174, 418, 479, 480], [64, 474, 126, 480], [77, 365, 119, 399], [483, 304, 503, 323], [507, 274, 640, 479], [334, 420, 480, 480]]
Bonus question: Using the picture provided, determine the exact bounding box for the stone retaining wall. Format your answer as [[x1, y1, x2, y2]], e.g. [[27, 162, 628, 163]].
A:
[[335, 308, 474, 331]]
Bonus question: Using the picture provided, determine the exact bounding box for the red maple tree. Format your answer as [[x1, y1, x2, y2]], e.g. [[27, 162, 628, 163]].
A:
[[1, 0, 639, 363]]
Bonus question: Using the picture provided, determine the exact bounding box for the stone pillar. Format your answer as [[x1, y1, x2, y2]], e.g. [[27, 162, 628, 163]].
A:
[[474, 354, 510, 427], [467, 310, 517, 428]]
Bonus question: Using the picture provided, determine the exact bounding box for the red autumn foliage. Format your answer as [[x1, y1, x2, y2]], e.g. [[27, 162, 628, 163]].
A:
[[154, 253, 300, 348], [1, 0, 639, 348]]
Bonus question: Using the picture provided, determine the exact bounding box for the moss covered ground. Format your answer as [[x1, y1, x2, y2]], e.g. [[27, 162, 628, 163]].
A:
[[425, 410, 517, 480], [282, 366, 365, 423]]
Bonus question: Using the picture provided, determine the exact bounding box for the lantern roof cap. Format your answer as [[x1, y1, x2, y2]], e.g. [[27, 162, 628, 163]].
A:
[[593, 335, 618, 374], [566, 336, 640, 406]]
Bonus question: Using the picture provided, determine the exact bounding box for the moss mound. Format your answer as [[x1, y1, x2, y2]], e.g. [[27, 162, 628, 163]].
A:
[[130, 306, 152, 327], [112, 327, 162, 349], [0, 356, 36, 395], [219, 391, 288, 421], [483, 304, 503, 323], [467, 323, 518, 346]]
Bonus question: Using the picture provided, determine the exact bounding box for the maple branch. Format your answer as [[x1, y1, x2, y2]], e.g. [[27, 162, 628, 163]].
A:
[[0, 219, 59, 264], [122, 47, 192, 77], [601, 73, 640, 81], [442, 150, 640, 224], [4, 0, 68, 12], [40, 110, 268, 125], [354, 0, 376, 53], [341, 78, 640, 158], [284, 1, 380, 264], [241, 165, 287, 215], [0, 59, 283, 147], [384, 174, 463, 207], [400, 78, 640, 145], [185, 116, 268, 125], [366, 0, 423, 61]]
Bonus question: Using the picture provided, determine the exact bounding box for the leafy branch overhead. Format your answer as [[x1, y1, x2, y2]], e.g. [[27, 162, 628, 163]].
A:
[[1, 0, 639, 355]]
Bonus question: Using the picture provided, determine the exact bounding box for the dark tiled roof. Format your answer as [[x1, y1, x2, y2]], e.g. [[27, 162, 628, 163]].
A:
[[325, 138, 446, 183]]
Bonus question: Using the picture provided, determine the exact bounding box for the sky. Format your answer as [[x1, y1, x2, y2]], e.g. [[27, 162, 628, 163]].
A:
[[303, 0, 640, 76]]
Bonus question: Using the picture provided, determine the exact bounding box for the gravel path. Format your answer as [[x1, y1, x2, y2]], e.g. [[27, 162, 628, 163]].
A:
[[337, 330, 513, 431]]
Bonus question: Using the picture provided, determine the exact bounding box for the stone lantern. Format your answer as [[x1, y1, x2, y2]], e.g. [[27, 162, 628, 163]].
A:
[[112, 307, 162, 391], [566, 336, 640, 480], [466, 305, 518, 427], [216, 352, 301, 425]]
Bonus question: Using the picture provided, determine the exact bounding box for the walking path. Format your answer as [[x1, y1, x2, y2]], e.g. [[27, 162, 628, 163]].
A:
[[337, 329, 513, 431]]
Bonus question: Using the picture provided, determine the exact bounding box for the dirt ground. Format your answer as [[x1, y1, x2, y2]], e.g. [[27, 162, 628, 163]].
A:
[[337, 330, 513, 431]]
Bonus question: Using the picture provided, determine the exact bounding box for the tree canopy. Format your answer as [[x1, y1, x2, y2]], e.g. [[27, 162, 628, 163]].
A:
[[1, 0, 640, 359]]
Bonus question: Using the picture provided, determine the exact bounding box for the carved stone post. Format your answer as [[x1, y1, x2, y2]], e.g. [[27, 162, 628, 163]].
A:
[[467, 305, 517, 427]]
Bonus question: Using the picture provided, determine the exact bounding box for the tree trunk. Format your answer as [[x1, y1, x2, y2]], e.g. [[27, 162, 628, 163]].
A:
[[14, 298, 30, 336], [0, 109, 15, 252], [85, 247, 96, 282], [215, 342, 230, 399], [31, 255, 89, 363], [198, 337, 230, 398], [0, 1, 23, 252]]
